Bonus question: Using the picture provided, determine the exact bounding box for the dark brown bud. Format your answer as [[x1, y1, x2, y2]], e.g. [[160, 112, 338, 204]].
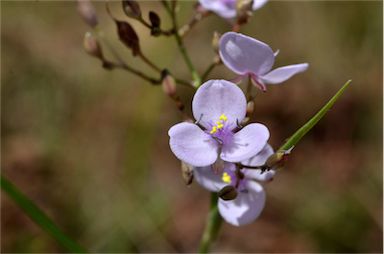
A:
[[83, 32, 103, 59], [122, 0, 142, 19], [181, 161, 194, 185], [149, 11, 161, 36], [218, 185, 238, 201], [161, 70, 177, 98], [115, 20, 141, 56]]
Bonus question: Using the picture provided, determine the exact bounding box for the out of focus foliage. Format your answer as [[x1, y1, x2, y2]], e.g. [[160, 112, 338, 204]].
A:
[[1, 1, 382, 252]]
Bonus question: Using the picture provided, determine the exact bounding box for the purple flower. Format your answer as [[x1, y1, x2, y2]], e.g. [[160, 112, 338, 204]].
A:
[[194, 144, 275, 226], [219, 32, 309, 91], [168, 79, 269, 167], [199, 0, 268, 19]]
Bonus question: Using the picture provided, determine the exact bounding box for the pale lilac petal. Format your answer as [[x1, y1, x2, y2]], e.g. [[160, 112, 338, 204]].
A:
[[192, 80, 246, 128], [199, 0, 236, 19], [219, 32, 275, 76], [169, 122, 218, 167], [252, 0, 268, 10], [243, 143, 276, 181], [193, 166, 226, 192], [218, 181, 266, 226], [221, 123, 269, 162], [260, 63, 309, 85]]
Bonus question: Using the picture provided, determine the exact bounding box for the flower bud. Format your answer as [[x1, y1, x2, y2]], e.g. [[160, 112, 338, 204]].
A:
[[161, 70, 177, 98], [265, 147, 294, 169], [236, 0, 253, 25], [77, 0, 98, 28], [246, 100, 254, 116], [212, 31, 221, 53], [181, 161, 194, 185], [83, 32, 103, 59], [218, 185, 238, 201], [122, 0, 142, 19], [115, 20, 141, 56]]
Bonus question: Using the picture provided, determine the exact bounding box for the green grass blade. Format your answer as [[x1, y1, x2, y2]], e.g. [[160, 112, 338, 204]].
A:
[[279, 80, 352, 151], [1, 175, 87, 253]]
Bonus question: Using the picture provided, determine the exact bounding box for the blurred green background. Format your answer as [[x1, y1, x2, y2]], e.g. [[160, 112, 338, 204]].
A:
[[1, 1, 382, 252]]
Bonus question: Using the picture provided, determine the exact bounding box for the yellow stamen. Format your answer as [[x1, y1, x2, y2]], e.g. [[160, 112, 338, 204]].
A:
[[210, 126, 217, 134], [222, 172, 231, 184], [219, 114, 228, 121]]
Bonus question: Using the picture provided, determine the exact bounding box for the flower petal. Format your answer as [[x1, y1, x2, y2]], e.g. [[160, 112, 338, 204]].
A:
[[221, 123, 270, 162], [243, 143, 276, 181], [169, 122, 218, 167], [260, 63, 309, 85], [199, 0, 236, 19], [193, 166, 226, 192], [219, 32, 275, 76], [252, 0, 268, 10], [192, 80, 246, 128], [218, 181, 266, 226]]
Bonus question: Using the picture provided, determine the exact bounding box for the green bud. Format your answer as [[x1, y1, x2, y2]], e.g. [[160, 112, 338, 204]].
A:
[[218, 185, 238, 201]]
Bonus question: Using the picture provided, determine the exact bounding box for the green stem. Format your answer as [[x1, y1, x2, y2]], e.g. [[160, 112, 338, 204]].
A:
[[198, 193, 223, 253], [163, 0, 201, 87], [1, 175, 86, 253]]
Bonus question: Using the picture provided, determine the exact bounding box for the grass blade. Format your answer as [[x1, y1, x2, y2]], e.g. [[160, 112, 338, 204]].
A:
[[279, 80, 352, 151], [1, 175, 86, 253]]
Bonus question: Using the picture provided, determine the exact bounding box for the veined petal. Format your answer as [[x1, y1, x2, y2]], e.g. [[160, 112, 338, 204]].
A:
[[199, 0, 237, 19], [221, 123, 269, 162], [218, 181, 266, 226], [193, 166, 227, 192], [252, 0, 268, 10], [243, 143, 276, 181], [260, 63, 309, 85], [169, 122, 218, 167], [219, 32, 275, 76], [192, 80, 246, 128]]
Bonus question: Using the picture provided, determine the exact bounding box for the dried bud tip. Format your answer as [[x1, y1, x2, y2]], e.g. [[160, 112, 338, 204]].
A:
[[219, 185, 238, 201], [83, 32, 103, 59], [161, 70, 177, 97], [212, 31, 221, 52], [122, 0, 142, 19], [181, 161, 194, 185], [77, 0, 98, 28]]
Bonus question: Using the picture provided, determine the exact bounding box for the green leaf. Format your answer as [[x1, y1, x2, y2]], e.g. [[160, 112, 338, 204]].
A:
[[279, 80, 352, 151], [1, 175, 86, 253]]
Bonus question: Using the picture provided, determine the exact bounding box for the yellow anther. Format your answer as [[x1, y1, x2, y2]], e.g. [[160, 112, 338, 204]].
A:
[[219, 114, 228, 121], [210, 126, 217, 134], [217, 124, 224, 129], [222, 172, 231, 183]]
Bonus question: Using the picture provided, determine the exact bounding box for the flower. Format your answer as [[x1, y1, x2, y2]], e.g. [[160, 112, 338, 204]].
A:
[[219, 32, 309, 91], [194, 144, 276, 226], [168, 79, 269, 167], [199, 0, 268, 19]]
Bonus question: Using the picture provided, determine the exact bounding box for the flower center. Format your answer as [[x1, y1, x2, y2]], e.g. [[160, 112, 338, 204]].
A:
[[221, 169, 247, 192], [208, 114, 234, 145]]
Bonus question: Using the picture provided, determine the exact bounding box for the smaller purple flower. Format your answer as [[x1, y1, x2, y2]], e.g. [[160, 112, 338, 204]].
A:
[[194, 144, 276, 226], [219, 32, 309, 91], [168, 79, 269, 167], [199, 0, 268, 19]]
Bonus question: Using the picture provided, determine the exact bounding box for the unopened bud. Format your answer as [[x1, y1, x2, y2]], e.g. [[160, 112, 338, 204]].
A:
[[122, 0, 142, 19], [246, 100, 254, 116], [115, 20, 141, 56], [218, 185, 238, 200], [161, 70, 177, 98], [181, 161, 194, 185], [83, 32, 103, 59], [236, 0, 253, 25], [212, 31, 221, 53], [265, 147, 293, 169], [77, 0, 98, 28]]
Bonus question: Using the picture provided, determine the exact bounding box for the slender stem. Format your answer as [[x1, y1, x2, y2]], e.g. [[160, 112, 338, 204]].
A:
[[162, 0, 201, 87], [201, 61, 216, 81], [179, 11, 210, 38], [138, 51, 162, 73], [198, 193, 223, 253]]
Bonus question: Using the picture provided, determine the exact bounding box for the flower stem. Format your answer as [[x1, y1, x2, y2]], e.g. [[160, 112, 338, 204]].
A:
[[162, 0, 201, 87], [198, 193, 223, 253]]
